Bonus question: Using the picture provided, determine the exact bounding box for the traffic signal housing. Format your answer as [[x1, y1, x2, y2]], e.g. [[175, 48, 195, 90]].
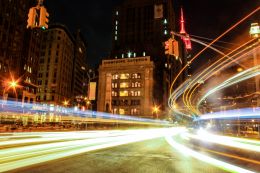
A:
[[164, 38, 174, 55], [27, 7, 36, 28], [39, 7, 49, 30]]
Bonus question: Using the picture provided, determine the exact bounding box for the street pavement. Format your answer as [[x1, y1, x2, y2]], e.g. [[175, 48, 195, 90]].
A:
[[0, 128, 258, 173], [10, 138, 224, 173]]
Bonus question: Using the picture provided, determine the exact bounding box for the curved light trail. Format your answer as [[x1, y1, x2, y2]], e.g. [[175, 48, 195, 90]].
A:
[[197, 65, 260, 110]]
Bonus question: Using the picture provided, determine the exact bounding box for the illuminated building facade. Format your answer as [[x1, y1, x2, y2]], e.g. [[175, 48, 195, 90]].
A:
[[0, 0, 42, 103], [97, 57, 154, 118], [36, 24, 75, 104]]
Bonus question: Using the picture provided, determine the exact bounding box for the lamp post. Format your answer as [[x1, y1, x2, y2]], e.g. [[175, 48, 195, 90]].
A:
[[152, 106, 160, 119], [3, 79, 19, 102], [63, 100, 69, 107]]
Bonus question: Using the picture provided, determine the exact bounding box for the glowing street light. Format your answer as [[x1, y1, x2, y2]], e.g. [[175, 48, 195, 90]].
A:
[[63, 100, 69, 107], [152, 106, 160, 119], [9, 81, 18, 88]]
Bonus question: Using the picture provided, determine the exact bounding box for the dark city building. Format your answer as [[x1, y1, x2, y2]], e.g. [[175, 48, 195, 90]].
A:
[[0, 0, 42, 103], [72, 30, 87, 98], [36, 24, 88, 106], [37, 24, 75, 105], [109, 0, 188, 115]]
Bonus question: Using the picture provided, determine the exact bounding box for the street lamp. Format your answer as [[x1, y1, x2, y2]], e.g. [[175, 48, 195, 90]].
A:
[[63, 100, 69, 107], [3, 78, 20, 101], [9, 81, 18, 88], [152, 106, 160, 119]]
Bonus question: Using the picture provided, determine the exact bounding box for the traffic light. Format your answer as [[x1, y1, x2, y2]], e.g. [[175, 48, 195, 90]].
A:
[[27, 7, 36, 28], [39, 7, 49, 29], [164, 38, 174, 55]]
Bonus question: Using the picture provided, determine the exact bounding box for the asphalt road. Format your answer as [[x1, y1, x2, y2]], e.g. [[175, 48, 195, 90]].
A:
[[10, 137, 224, 173]]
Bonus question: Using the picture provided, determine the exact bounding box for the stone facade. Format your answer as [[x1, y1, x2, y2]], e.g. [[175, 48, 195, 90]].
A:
[[98, 57, 154, 118]]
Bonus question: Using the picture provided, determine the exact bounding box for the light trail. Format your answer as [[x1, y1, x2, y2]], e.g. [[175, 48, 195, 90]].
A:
[[194, 108, 260, 121], [0, 128, 183, 172], [165, 135, 256, 173], [197, 65, 260, 109], [184, 130, 260, 152], [194, 146, 260, 165], [0, 99, 170, 126], [186, 40, 259, 115], [169, 30, 259, 117], [169, 6, 259, 96]]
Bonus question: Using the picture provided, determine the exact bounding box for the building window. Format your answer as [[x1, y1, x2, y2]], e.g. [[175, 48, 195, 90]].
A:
[[112, 83, 118, 88], [38, 80, 42, 85], [120, 73, 129, 79], [119, 108, 125, 115], [115, 36, 117, 40], [38, 73, 43, 78], [112, 74, 119, 80], [119, 91, 128, 97], [112, 91, 118, 97], [52, 95, 55, 101], [40, 58, 44, 64], [113, 108, 118, 114], [132, 73, 141, 79], [120, 82, 129, 88], [131, 100, 140, 106], [116, 11, 119, 16], [131, 108, 140, 115]]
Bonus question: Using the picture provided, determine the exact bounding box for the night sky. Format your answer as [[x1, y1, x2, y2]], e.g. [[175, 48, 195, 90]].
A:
[[44, 0, 259, 68]]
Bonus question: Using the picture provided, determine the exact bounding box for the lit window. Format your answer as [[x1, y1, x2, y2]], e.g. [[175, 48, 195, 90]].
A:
[[120, 91, 128, 97], [115, 26, 118, 30], [116, 11, 119, 16], [164, 30, 168, 35], [113, 108, 118, 114], [24, 64, 27, 70], [115, 36, 117, 40], [120, 73, 129, 79], [112, 74, 119, 80], [116, 20, 118, 25], [79, 47, 82, 53], [119, 108, 125, 115], [115, 31, 117, 35], [122, 54, 124, 58], [112, 91, 118, 96], [120, 82, 129, 88], [143, 52, 146, 57], [133, 53, 136, 57], [164, 19, 167, 24], [127, 51, 131, 58]]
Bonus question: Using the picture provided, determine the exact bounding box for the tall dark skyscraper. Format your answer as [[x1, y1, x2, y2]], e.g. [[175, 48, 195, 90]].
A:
[[0, 0, 42, 102], [111, 0, 175, 58], [110, 0, 187, 115]]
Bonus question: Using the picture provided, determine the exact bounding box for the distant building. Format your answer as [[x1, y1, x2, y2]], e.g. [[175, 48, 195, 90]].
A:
[[97, 57, 154, 118], [72, 30, 87, 98], [110, 0, 187, 114], [37, 24, 75, 104], [0, 0, 42, 103]]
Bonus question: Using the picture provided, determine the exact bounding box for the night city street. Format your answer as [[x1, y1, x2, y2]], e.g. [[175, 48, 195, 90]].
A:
[[0, 0, 259, 172]]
